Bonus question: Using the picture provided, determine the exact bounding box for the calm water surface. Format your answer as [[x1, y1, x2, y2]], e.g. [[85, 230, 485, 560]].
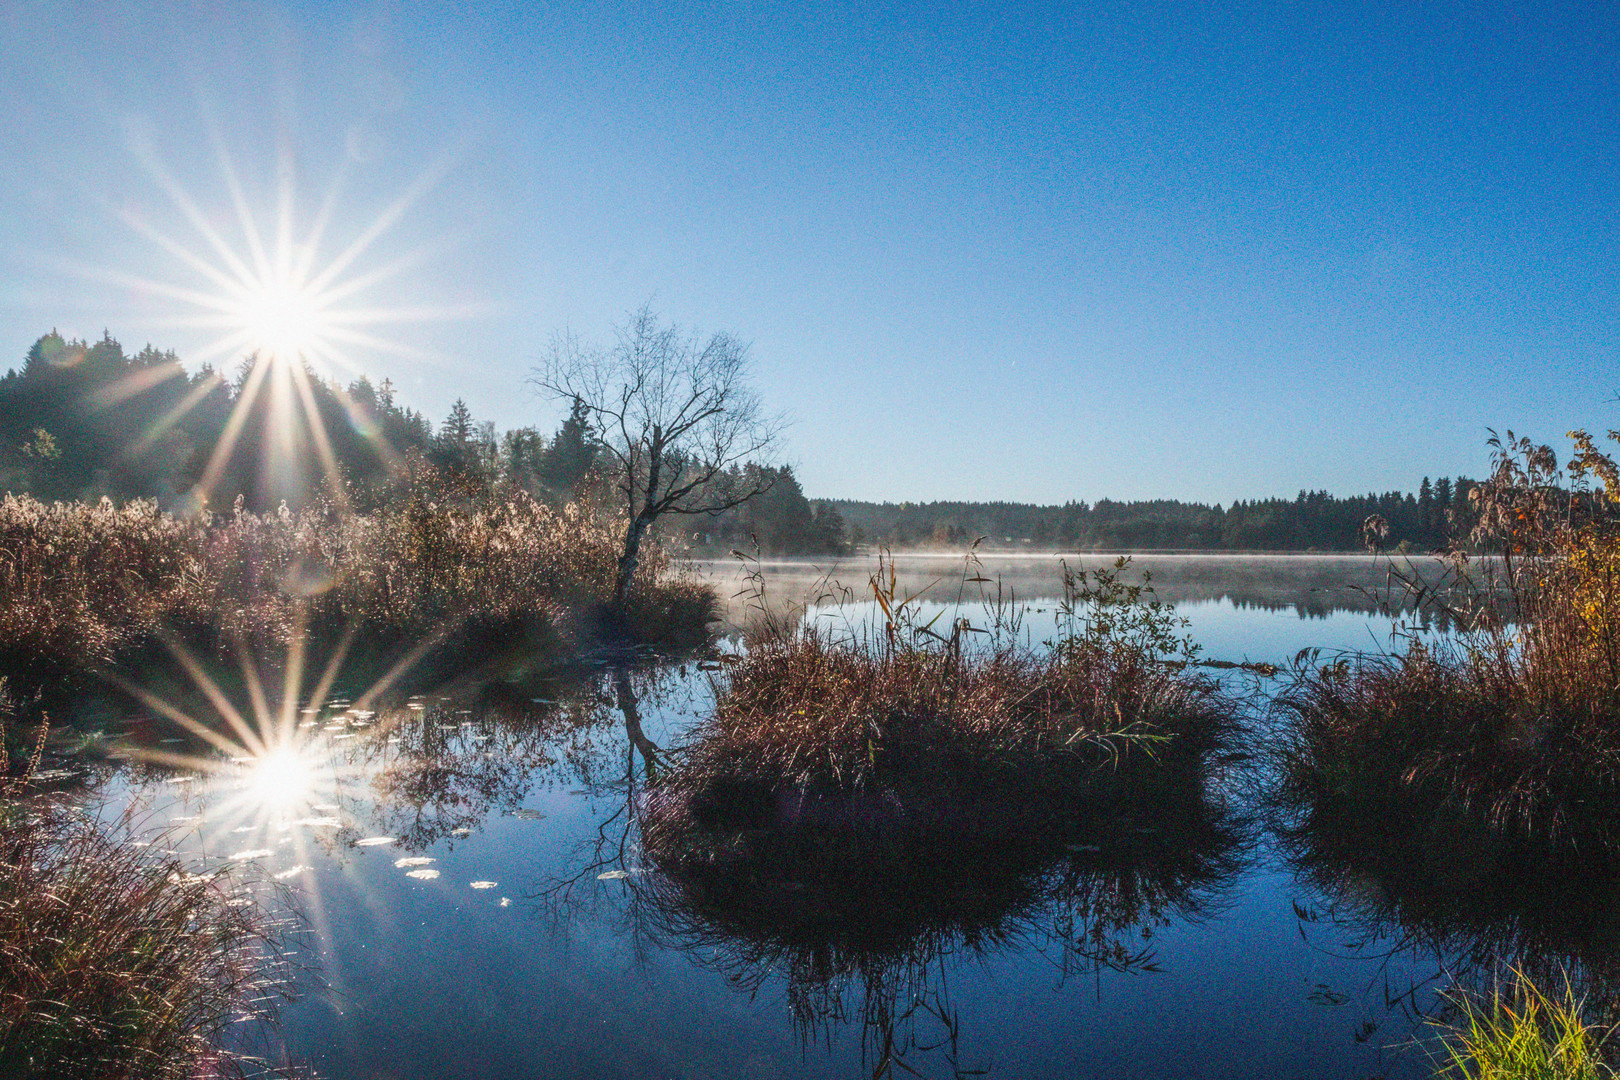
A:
[[72, 556, 1567, 1079]]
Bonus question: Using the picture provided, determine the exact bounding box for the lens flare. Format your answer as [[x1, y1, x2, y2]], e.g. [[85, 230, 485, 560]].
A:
[[59, 126, 487, 512]]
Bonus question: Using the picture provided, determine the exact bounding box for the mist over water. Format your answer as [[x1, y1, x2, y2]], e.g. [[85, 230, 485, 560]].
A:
[[702, 552, 1457, 655]]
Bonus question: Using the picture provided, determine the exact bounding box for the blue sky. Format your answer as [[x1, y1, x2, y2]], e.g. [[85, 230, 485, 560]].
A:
[[1, 1, 1615, 504]]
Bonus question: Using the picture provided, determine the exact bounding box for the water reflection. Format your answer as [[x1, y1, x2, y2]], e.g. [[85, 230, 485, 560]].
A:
[[1278, 791, 1620, 1029], [66, 591, 1590, 1078], [532, 672, 1257, 1076]]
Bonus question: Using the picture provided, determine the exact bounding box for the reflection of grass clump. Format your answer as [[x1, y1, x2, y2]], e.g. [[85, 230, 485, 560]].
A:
[[1277, 431, 1620, 844], [638, 557, 1245, 1064], [1274, 774, 1620, 1006], [0, 460, 715, 683], [1431, 973, 1614, 1080], [0, 806, 294, 1079], [640, 754, 1246, 1059]]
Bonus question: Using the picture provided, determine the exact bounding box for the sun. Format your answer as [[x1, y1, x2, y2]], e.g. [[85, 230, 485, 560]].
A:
[[232, 276, 328, 366], [242, 744, 318, 810]]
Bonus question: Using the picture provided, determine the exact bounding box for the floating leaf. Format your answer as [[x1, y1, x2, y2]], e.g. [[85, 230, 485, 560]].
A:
[[354, 836, 395, 847], [273, 865, 310, 880], [499, 897, 511, 907], [229, 849, 276, 861], [405, 868, 439, 880], [394, 857, 435, 868], [470, 881, 498, 889], [450, 827, 472, 837]]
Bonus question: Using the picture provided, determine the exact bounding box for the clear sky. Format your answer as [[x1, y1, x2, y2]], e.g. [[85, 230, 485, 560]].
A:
[[1, 1, 1615, 504]]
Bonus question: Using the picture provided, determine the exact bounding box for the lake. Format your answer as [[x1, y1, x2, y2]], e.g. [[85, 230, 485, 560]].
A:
[[62, 554, 1563, 1079]]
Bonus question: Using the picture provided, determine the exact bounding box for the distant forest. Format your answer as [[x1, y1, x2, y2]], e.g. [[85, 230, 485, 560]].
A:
[[828, 486, 1478, 554], [1, 329, 1473, 555]]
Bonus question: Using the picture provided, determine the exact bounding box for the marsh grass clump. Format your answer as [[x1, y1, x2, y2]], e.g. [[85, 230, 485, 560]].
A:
[[0, 805, 297, 1079], [665, 553, 1236, 829], [1431, 974, 1615, 1080], [1276, 430, 1620, 844]]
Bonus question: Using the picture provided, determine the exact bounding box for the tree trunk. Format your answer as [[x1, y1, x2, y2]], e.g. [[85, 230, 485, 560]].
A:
[[613, 436, 663, 609], [613, 665, 658, 780], [612, 514, 650, 608]]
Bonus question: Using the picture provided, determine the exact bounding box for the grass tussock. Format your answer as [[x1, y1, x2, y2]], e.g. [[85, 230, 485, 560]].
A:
[[0, 805, 296, 1079], [666, 554, 1236, 824], [1276, 430, 1620, 844], [1432, 973, 1615, 1080], [684, 625, 1230, 797], [0, 461, 714, 680]]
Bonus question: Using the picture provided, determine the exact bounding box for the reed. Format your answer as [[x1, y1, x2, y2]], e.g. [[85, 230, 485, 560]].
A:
[[0, 801, 297, 1079], [0, 459, 715, 683], [663, 552, 1235, 819]]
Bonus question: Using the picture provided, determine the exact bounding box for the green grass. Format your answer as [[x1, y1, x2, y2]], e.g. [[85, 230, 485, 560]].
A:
[[1432, 974, 1615, 1079]]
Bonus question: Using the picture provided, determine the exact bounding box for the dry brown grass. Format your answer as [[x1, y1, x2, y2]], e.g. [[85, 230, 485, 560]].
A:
[[1275, 430, 1620, 844], [679, 626, 1231, 796], [0, 461, 715, 681], [661, 554, 1236, 822]]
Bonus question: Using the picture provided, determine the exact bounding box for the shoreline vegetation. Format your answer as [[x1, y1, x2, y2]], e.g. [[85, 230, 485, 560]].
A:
[[0, 461, 716, 693], [1275, 430, 1620, 848], [1, 680, 298, 1080], [649, 551, 1239, 872]]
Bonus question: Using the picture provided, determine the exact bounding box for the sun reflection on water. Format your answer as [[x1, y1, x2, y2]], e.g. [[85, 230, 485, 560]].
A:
[[241, 745, 318, 811]]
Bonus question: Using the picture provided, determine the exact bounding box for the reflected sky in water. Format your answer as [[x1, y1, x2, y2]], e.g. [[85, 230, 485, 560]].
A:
[[74, 558, 1575, 1080]]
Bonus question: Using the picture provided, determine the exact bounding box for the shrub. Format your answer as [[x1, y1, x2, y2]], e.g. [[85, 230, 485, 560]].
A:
[[1276, 430, 1620, 844]]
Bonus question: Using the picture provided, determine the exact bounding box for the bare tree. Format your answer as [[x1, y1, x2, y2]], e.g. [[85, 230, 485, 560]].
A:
[[531, 304, 783, 607]]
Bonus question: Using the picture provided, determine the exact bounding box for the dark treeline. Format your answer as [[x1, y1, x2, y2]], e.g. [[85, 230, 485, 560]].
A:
[[0, 330, 618, 511], [0, 330, 840, 552], [831, 479, 1480, 553], [2, 330, 1479, 555]]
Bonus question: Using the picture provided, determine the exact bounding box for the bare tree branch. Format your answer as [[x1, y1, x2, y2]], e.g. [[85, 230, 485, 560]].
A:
[[531, 304, 786, 608]]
